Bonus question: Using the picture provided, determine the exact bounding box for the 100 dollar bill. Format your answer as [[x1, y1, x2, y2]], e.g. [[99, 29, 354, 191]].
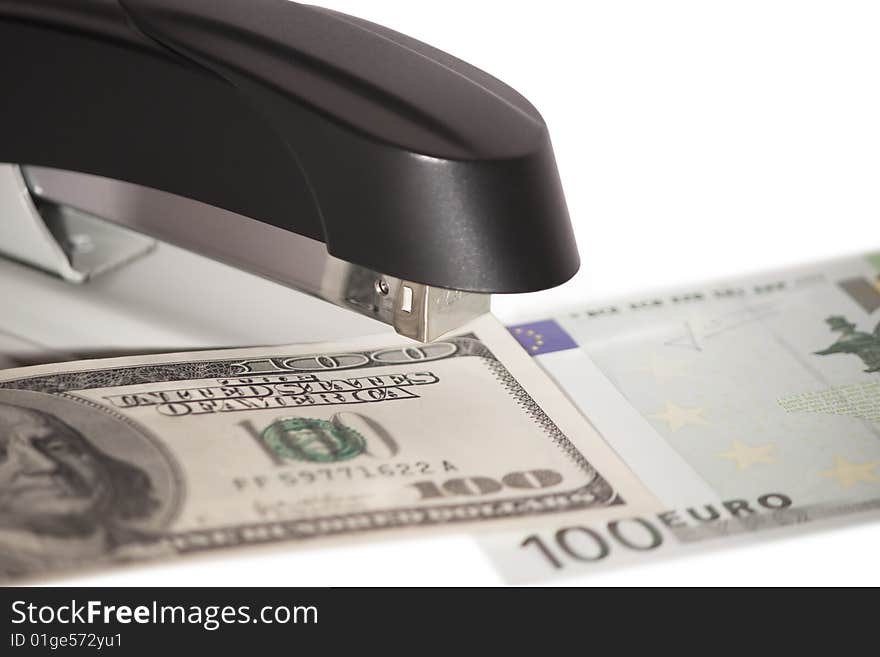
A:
[[486, 252, 880, 581], [0, 315, 656, 581]]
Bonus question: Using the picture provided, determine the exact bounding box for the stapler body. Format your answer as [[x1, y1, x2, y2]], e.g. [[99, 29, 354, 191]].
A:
[[0, 0, 578, 347]]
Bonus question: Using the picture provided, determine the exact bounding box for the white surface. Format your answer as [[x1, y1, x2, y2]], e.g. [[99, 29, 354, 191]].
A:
[[14, 0, 880, 586]]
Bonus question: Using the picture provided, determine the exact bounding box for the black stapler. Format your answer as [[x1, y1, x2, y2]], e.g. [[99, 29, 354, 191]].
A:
[[0, 0, 578, 342]]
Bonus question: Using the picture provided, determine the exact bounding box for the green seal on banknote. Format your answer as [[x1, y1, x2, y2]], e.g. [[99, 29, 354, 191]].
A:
[[261, 417, 367, 463]]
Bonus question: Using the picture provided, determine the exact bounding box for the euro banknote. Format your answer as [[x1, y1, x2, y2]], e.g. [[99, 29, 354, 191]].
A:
[[485, 252, 880, 581]]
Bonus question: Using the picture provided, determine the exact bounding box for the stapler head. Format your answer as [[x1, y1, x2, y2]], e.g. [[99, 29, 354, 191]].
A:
[[0, 0, 579, 342]]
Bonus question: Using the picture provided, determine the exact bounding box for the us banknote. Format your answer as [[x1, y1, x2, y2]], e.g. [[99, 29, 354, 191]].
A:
[[485, 252, 880, 582], [0, 315, 657, 581]]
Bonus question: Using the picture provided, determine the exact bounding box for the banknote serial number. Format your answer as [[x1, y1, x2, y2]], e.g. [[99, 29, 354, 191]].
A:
[[233, 461, 459, 491]]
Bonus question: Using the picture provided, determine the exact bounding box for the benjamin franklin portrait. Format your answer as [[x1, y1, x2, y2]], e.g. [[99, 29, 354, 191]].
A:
[[0, 391, 179, 579]]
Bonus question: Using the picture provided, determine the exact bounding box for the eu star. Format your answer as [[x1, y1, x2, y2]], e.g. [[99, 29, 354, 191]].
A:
[[649, 402, 708, 432], [820, 456, 880, 489], [718, 440, 776, 470]]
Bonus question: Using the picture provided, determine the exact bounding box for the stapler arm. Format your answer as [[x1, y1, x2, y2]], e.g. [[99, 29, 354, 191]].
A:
[[0, 0, 579, 341]]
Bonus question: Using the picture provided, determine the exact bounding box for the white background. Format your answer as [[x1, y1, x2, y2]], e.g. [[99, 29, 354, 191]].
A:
[[66, 0, 880, 586]]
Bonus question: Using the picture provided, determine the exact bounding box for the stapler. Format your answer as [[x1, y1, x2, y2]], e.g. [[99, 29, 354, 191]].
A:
[[0, 0, 578, 348]]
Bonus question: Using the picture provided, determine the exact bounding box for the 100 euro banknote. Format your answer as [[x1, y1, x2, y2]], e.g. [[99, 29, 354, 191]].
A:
[[486, 252, 880, 581]]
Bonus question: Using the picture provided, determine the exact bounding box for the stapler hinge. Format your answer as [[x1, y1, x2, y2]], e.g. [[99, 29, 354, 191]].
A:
[[0, 164, 155, 283]]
